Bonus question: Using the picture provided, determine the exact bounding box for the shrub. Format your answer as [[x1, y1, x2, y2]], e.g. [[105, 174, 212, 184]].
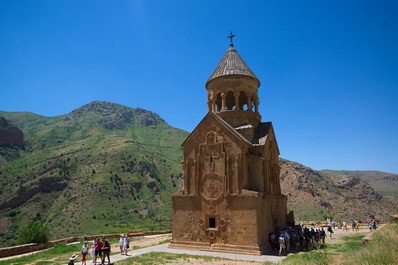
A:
[[390, 214, 398, 224], [18, 221, 50, 244]]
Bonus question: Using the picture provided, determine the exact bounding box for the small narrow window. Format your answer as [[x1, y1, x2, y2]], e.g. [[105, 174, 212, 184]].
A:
[[209, 217, 216, 228]]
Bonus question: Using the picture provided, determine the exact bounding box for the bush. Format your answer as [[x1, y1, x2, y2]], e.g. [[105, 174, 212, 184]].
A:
[[390, 214, 398, 224], [18, 221, 50, 244]]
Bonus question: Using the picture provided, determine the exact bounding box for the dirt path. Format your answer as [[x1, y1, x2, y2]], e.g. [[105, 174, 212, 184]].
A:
[[324, 226, 372, 245], [110, 234, 171, 253]]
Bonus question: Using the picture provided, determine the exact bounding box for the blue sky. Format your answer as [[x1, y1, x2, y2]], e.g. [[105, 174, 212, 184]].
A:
[[1, 0, 397, 173]]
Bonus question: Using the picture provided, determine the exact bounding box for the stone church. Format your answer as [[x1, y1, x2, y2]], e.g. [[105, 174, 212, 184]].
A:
[[169, 41, 289, 255]]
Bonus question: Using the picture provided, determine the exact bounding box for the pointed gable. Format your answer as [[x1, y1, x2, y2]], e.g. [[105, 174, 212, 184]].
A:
[[182, 112, 252, 148]]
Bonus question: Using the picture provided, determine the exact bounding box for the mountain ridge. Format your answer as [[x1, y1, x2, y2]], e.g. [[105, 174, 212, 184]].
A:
[[0, 101, 396, 248]]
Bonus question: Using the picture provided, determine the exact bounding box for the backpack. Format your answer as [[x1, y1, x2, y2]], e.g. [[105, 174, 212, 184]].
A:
[[279, 236, 285, 244]]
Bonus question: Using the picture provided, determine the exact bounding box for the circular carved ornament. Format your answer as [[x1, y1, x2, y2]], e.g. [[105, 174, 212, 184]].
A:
[[201, 173, 223, 202], [199, 218, 205, 226]]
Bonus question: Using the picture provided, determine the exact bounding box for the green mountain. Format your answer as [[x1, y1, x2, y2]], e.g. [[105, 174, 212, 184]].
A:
[[0, 101, 189, 247]]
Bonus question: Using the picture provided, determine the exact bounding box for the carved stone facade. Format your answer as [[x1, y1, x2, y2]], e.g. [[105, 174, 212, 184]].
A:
[[170, 43, 288, 255]]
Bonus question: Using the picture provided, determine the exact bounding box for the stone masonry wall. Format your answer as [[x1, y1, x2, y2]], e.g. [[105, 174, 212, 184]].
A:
[[0, 230, 171, 258]]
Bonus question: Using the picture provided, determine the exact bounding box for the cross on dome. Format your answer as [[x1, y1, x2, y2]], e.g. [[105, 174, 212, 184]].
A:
[[228, 31, 236, 46]]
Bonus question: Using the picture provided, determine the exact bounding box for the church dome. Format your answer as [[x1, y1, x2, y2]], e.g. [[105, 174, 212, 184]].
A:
[[206, 45, 259, 86]]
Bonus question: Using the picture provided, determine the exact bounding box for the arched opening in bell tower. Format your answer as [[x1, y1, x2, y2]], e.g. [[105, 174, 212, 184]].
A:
[[226, 91, 234, 110]]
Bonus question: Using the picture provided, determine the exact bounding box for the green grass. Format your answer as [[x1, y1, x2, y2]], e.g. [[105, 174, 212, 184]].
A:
[[330, 224, 398, 265], [0, 242, 82, 265], [282, 233, 366, 265], [283, 224, 398, 265]]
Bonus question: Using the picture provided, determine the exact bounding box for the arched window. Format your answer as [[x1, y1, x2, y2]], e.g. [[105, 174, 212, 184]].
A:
[[226, 91, 234, 110], [215, 93, 222, 112], [239, 91, 247, 110]]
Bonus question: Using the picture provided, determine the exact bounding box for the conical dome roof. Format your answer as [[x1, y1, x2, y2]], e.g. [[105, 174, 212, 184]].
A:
[[206, 45, 259, 85]]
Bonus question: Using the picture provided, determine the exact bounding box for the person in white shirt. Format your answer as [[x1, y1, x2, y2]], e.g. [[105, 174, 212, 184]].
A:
[[119, 234, 124, 254]]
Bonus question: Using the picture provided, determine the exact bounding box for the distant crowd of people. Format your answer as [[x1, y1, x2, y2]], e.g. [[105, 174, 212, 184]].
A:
[[68, 234, 130, 265], [271, 218, 378, 257], [339, 218, 377, 232]]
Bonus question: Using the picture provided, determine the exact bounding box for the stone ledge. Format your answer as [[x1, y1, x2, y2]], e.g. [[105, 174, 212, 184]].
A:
[[361, 224, 384, 245], [0, 230, 171, 258], [169, 240, 271, 256]]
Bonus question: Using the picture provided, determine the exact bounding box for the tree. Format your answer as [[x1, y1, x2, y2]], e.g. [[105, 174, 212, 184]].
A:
[[18, 221, 49, 244]]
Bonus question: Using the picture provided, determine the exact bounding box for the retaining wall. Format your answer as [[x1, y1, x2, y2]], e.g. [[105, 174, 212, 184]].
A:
[[0, 230, 171, 258]]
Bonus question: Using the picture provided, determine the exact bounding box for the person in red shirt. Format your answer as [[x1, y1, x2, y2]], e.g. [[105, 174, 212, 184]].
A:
[[94, 238, 103, 265]]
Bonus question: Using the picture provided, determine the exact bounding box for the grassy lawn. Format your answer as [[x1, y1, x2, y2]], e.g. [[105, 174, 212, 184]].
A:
[[281, 234, 365, 265], [282, 224, 398, 265]]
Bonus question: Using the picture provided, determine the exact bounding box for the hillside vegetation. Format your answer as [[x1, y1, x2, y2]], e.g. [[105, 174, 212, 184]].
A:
[[0, 101, 189, 247], [0, 102, 397, 249]]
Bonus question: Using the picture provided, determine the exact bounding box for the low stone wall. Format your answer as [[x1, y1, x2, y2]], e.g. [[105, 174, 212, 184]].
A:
[[361, 224, 384, 245], [0, 236, 79, 258], [0, 230, 171, 258]]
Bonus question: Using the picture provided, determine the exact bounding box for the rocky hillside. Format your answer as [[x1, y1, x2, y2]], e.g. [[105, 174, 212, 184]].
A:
[[0, 117, 24, 146], [0, 117, 25, 165], [0, 102, 188, 247], [280, 159, 398, 222], [320, 169, 398, 205]]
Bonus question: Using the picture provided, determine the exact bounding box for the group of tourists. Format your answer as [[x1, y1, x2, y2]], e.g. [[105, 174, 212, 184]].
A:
[[341, 219, 377, 232], [270, 224, 329, 256], [68, 234, 130, 265], [271, 217, 379, 257], [367, 219, 378, 231]]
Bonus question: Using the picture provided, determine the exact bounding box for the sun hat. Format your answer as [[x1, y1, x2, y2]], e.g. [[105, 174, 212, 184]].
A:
[[70, 254, 78, 260]]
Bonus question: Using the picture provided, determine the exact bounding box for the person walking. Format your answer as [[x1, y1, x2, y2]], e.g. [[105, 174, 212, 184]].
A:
[[94, 238, 103, 265], [81, 241, 88, 265], [119, 234, 124, 254], [320, 228, 326, 244], [123, 234, 130, 255], [90, 239, 96, 264], [327, 225, 334, 238], [102, 236, 111, 265], [283, 229, 290, 253], [278, 232, 286, 256]]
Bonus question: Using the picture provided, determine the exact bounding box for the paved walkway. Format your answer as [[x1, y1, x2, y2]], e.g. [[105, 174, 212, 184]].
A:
[[83, 244, 286, 264]]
